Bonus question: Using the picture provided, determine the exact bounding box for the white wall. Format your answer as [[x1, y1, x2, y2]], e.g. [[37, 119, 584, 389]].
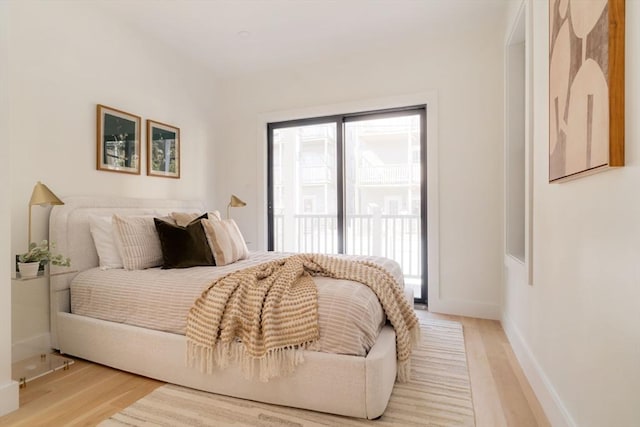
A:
[[215, 21, 507, 318], [0, 0, 19, 417], [8, 0, 219, 358], [503, 1, 640, 426]]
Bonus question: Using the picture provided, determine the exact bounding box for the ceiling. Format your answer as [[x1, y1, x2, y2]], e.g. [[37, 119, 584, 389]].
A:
[[97, 0, 510, 77]]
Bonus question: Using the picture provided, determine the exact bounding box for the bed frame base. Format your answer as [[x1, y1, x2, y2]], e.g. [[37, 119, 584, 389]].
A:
[[57, 312, 397, 419]]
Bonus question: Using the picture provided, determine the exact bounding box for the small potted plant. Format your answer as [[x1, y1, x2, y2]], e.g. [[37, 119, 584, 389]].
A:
[[18, 240, 71, 278]]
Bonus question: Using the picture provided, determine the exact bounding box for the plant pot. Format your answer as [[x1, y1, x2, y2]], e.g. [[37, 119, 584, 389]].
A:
[[18, 262, 40, 278]]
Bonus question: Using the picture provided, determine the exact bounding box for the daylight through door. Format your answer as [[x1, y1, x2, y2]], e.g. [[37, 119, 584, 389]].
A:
[[267, 106, 427, 302]]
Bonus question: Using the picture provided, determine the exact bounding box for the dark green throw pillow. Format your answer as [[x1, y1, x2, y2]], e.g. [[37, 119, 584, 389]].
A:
[[154, 215, 215, 269]]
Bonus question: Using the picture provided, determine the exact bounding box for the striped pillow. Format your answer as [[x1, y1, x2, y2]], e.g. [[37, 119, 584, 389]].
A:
[[202, 217, 249, 266], [112, 214, 163, 270]]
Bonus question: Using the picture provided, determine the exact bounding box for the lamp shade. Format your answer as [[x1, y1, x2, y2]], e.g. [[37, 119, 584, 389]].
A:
[[229, 195, 246, 208], [28, 181, 64, 246], [227, 194, 246, 218], [30, 181, 63, 206]]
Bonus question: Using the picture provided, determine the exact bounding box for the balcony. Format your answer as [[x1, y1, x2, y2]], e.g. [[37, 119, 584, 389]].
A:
[[273, 213, 421, 285], [356, 164, 420, 185], [300, 166, 331, 184]]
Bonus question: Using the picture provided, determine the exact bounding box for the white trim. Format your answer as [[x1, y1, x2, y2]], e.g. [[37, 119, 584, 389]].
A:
[[0, 380, 19, 417], [255, 92, 439, 305], [0, 1, 17, 416], [11, 332, 51, 362], [523, 0, 534, 287], [504, 253, 525, 272], [504, 0, 534, 286], [502, 312, 576, 427], [429, 298, 501, 320]]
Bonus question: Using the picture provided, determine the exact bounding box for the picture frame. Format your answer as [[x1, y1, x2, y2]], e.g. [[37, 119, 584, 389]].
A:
[[548, 0, 625, 182], [147, 120, 180, 179], [96, 105, 141, 174]]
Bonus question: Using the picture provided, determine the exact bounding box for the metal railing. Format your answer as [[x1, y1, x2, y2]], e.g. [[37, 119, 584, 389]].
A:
[[273, 213, 421, 281]]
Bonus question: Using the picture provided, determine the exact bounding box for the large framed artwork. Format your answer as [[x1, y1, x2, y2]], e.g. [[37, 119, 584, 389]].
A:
[[147, 120, 180, 179], [549, 0, 625, 182], [97, 105, 141, 174]]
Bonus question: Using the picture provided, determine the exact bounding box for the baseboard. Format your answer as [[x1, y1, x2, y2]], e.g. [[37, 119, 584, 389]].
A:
[[12, 332, 51, 362], [0, 380, 19, 416], [501, 312, 576, 427], [428, 297, 501, 320]]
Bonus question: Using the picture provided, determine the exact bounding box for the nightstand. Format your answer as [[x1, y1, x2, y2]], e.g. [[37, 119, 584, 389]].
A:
[[12, 353, 74, 388], [11, 269, 77, 386], [11, 269, 77, 281]]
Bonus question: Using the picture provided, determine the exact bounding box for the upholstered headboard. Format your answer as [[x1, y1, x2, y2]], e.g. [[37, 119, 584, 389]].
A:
[[49, 196, 204, 349]]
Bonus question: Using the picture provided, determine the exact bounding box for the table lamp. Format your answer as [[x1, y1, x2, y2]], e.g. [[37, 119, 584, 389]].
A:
[[226, 194, 246, 219], [28, 181, 63, 245]]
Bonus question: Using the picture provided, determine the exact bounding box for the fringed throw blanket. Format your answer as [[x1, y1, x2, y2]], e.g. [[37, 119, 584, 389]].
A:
[[186, 254, 420, 382]]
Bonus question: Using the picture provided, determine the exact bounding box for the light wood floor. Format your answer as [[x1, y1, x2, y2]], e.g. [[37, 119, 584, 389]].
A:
[[0, 309, 550, 427]]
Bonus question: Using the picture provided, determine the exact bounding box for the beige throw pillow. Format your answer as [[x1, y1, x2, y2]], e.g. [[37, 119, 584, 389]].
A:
[[171, 210, 222, 227], [202, 217, 249, 266], [112, 214, 163, 270]]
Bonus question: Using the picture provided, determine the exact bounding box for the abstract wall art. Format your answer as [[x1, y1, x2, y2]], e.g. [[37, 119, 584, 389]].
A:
[[549, 0, 625, 182]]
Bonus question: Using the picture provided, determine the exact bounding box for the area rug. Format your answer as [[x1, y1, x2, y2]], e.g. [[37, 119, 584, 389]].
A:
[[99, 318, 475, 426]]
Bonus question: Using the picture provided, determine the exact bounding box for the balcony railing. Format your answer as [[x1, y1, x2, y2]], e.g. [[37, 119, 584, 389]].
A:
[[273, 213, 421, 282], [357, 164, 420, 185]]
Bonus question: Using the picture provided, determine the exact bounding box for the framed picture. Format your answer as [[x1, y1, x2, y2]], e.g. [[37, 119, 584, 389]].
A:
[[147, 120, 180, 179], [548, 0, 625, 182], [96, 105, 141, 174]]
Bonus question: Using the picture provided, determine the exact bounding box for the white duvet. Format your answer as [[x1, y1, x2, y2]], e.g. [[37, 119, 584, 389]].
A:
[[70, 251, 405, 356]]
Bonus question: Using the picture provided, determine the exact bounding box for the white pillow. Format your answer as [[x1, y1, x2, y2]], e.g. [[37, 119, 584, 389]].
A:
[[202, 217, 249, 266], [88, 215, 124, 270], [112, 214, 163, 270]]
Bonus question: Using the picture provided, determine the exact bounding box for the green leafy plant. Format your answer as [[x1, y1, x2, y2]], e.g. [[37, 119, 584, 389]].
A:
[[18, 240, 71, 267]]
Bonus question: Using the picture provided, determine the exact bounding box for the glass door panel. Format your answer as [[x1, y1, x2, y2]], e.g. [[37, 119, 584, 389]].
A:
[[272, 123, 338, 254], [344, 115, 423, 299]]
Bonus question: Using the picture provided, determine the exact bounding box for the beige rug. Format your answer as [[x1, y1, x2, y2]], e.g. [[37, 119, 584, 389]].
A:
[[100, 318, 475, 426]]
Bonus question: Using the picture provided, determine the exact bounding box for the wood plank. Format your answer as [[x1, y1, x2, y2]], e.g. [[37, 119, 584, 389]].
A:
[[0, 358, 162, 427], [503, 342, 551, 427], [480, 319, 538, 427], [460, 317, 509, 427]]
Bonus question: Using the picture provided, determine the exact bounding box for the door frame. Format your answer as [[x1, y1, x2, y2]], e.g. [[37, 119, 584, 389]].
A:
[[256, 92, 439, 308]]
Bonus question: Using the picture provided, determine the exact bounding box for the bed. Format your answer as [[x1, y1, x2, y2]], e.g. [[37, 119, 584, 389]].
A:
[[49, 196, 416, 419]]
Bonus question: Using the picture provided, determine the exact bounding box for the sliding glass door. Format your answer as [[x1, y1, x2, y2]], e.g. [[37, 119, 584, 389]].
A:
[[267, 106, 427, 302], [269, 119, 340, 254], [343, 113, 423, 297]]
